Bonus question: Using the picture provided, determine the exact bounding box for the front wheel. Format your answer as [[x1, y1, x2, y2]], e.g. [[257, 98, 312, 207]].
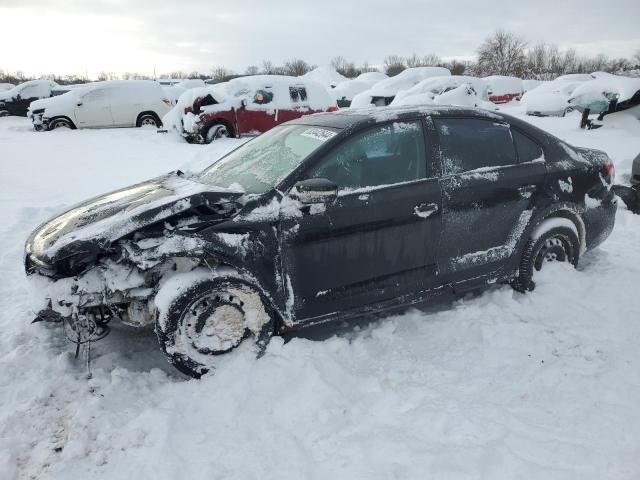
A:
[[155, 272, 274, 378], [204, 123, 231, 144], [49, 118, 73, 130], [137, 113, 161, 128], [512, 220, 580, 292]]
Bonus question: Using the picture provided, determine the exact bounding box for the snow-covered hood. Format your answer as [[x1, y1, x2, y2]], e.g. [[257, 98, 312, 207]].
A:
[[25, 174, 244, 274], [28, 91, 80, 116]]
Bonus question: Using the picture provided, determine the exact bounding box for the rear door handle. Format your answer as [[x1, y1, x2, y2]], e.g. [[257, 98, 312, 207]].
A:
[[414, 202, 439, 218]]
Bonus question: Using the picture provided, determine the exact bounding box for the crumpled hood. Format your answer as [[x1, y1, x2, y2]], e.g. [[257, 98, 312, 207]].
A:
[[25, 174, 244, 269]]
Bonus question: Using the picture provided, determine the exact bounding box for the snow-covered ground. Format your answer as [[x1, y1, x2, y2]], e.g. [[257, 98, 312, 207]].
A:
[[0, 109, 639, 480]]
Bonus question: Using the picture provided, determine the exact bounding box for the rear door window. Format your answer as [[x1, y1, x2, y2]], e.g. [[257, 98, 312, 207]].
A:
[[289, 86, 308, 103], [513, 130, 544, 163], [308, 121, 426, 190], [434, 118, 516, 174]]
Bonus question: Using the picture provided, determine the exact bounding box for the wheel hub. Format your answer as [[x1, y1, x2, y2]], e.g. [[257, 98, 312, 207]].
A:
[[184, 293, 248, 354], [535, 237, 567, 270]]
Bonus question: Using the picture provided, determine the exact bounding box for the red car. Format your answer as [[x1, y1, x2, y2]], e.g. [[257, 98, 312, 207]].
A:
[[484, 75, 524, 104], [168, 75, 338, 144]]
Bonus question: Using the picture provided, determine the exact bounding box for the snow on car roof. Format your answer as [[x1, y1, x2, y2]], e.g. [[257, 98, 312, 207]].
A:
[[392, 75, 487, 105], [482, 76, 524, 95], [300, 66, 348, 88]]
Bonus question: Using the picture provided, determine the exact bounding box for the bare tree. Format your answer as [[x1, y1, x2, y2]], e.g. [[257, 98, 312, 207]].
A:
[[211, 66, 234, 82], [245, 65, 259, 76], [422, 54, 442, 66], [477, 30, 527, 76], [384, 55, 406, 76], [283, 58, 312, 76], [446, 60, 466, 75], [405, 53, 421, 68], [331, 56, 357, 78], [357, 62, 379, 74], [634, 50, 640, 67]]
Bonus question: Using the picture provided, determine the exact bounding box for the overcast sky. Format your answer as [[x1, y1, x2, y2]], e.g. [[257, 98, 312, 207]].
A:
[[1, 0, 638, 78]]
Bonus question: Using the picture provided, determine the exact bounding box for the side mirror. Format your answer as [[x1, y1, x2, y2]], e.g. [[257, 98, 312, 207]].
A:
[[292, 178, 338, 204]]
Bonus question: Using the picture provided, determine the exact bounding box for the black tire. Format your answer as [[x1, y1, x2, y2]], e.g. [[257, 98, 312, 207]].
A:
[[155, 275, 274, 378], [204, 123, 231, 144], [49, 118, 73, 130], [512, 222, 580, 293], [137, 113, 161, 128]]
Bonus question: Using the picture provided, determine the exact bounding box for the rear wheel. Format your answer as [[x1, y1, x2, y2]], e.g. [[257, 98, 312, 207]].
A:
[[155, 273, 274, 378], [512, 219, 580, 292], [137, 113, 161, 128], [204, 123, 231, 144], [49, 118, 73, 130]]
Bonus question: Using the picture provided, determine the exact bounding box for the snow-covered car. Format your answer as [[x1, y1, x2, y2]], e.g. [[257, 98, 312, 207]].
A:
[[25, 105, 617, 378], [162, 79, 206, 105], [483, 76, 524, 104], [0, 82, 14, 91], [0, 80, 61, 117], [300, 66, 348, 89], [350, 67, 451, 108], [568, 73, 640, 117], [28, 80, 172, 131], [390, 75, 489, 107], [523, 79, 544, 92], [164, 75, 338, 144], [522, 79, 589, 117], [332, 72, 388, 107]]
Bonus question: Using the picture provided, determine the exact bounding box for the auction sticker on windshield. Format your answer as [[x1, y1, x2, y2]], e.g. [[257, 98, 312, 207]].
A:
[[300, 128, 337, 142]]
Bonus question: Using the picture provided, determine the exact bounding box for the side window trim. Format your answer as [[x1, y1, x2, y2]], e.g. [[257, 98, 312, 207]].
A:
[[300, 118, 428, 191], [511, 127, 547, 165], [433, 116, 517, 177]]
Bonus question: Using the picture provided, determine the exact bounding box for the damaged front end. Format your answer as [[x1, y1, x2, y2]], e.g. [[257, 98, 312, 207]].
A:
[[24, 173, 247, 359]]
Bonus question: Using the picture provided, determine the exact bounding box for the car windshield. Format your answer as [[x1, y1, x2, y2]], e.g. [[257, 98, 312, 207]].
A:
[[198, 124, 340, 194]]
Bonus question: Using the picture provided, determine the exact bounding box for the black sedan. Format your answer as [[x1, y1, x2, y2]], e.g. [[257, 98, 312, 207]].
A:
[[25, 106, 617, 377]]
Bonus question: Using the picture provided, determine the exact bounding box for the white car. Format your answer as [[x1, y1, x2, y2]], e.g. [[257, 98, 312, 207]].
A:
[[522, 79, 589, 116], [332, 72, 388, 107], [350, 67, 451, 108], [28, 80, 172, 131], [391, 75, 489, 107], [162, 79, 206, 105]]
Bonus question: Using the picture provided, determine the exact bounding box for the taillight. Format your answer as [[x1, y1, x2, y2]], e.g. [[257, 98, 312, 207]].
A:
[[603, 160, 615, 184], [604, 160, 616, 185], [327, 105, 339, 112]]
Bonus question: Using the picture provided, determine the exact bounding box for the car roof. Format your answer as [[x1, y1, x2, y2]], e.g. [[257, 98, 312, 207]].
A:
[[285, 105, 505, 129]]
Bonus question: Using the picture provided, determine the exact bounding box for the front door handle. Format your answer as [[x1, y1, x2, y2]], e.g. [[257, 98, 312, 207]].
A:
[[518, 185, 537, 194], [414, 202, 439, 218]]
